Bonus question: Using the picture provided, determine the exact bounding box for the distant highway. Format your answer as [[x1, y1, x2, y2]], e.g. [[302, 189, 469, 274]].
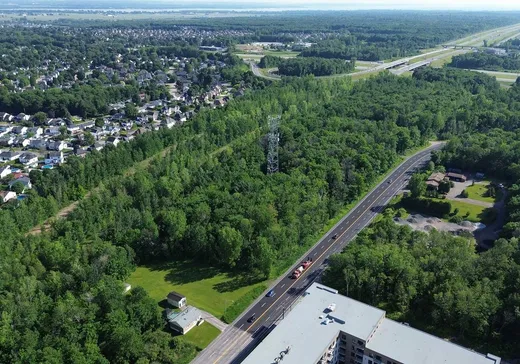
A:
[[248, 22, 520, 82], [191, 142, 444, 364]]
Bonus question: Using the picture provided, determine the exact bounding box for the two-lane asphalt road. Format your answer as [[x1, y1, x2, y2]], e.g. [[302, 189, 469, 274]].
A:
[[192, 142, 444, 364]]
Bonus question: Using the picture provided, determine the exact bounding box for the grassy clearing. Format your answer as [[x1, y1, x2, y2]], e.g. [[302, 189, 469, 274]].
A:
[[428, 198, 485, 222], [182, 322, 221, 350], [128, 261, 269, 318], [263, 50, 300, 58], [355, 61, 378, 67], [465, 183, 497, 203]]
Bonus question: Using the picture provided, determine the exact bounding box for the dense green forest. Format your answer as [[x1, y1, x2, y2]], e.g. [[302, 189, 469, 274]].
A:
[[258, 55, 354, 76], [322, 218, 520, 357], [448, 52, 520, 71], [3, 68, 520, 362]]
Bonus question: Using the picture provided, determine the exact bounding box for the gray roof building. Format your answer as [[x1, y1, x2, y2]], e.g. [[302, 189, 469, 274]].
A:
[[242, 283, 500, 364], [168, 305, 203, 334]]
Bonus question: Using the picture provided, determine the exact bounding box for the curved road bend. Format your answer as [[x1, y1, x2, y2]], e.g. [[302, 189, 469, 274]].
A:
[[192, 142, 444, 364]]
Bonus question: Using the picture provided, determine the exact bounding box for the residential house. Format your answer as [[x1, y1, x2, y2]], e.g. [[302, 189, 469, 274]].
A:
[[67, 124, 81, 134], [446, 172, 467, 182], [45, 127, 61, 137], [0, 165, 11, 178], [90, 142, 105, 151], [47, 141, 67, 151], [0, 151, 22, 161], [110, 113, 125, 122], [0, 112, 13, 122], [15, 113, 31, 122], [30, 138, 47, 150], [0, 136, 15, 147], [173, 113, 187, 123], [13, 137, 30, 148], [27, 127, 43, 137], [19, 152, 39, 166], [9, 176, 32, 191], [167, 306, 203, 335], [150, 111, 160, 121], [167, 291, 187, 308], [0, 191, 17, 203], [106, 136, 120, 147], [45, 151, 64, 165], [75, 149, 88, 158], [77, 120, 95, 130], [12, 126, 28, 135], [161, 118, 176, 129], [0, 125, 13, 136]]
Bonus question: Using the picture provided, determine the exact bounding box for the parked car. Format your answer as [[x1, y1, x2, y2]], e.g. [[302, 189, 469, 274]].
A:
[[266, 289, 275, 298]]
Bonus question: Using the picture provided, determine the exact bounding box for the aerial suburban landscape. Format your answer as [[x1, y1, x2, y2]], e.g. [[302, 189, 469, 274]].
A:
[[1, 1, 520, 364]]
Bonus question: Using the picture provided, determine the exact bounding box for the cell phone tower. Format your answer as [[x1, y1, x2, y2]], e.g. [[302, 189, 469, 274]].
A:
[[267, 115, 281, 174]]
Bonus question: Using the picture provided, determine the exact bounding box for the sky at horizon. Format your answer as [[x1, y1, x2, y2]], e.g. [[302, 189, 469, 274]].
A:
[[5, 0, 520, 11]]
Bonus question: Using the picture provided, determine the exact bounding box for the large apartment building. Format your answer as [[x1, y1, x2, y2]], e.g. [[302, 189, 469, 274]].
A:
[[242, 283, 501, 364]]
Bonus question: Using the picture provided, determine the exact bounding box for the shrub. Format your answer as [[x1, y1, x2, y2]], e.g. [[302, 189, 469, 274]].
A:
[[401, 197, 452, 218], [449, 215, 463, 224], [460, 189, 469, 198]]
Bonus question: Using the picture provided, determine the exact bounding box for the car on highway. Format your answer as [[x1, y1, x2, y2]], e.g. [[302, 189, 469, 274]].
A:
[[332, 233, 338, 239], [387, 179, 392, 183], [247, 314, 257, 323], [266, 289, 275, 298]]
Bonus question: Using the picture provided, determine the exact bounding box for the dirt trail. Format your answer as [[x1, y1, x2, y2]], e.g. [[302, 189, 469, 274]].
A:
[[27, 145, 176, 236]]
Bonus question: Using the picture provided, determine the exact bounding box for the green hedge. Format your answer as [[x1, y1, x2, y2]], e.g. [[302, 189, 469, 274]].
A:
[[221, 285, 268, 324], [402, 197, 452, 217]]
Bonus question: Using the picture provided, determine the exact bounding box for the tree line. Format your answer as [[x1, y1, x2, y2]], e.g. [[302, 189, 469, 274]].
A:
[[448, 52, 520, 72], [259, 55, 354, 76]]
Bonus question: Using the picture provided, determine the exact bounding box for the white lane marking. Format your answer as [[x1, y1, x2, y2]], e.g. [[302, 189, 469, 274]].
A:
[[281, 284, 285, 288], [313, 252, 317, 256], [261, 302, 266, 308], [266, 315, 271, 321], [239, 324, 244, 329]]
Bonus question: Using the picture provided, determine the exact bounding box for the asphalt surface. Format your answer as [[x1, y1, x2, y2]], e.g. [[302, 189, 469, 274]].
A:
[[191, 142, 444, 364]]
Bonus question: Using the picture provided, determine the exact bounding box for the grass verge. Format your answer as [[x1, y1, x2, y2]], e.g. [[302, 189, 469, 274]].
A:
[[221, 285, 268, 324]]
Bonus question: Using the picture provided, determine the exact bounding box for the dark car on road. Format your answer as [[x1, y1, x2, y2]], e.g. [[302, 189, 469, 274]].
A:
[[266, 289, 275, 298], [247, 314, 257, 323], [332, 233, 338, 239]]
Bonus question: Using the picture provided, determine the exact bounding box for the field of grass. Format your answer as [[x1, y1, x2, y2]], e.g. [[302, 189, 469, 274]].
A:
[[263, 50, 300, 58], [182, 322, 221, 350], [430, 198, 486, 222], [128, 261, 269, 318], [465, 183, 496, 203]]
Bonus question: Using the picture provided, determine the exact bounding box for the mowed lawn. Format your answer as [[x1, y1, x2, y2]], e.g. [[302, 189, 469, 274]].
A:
[[465, 183, 496, 203], [182, 322, 221, 350], [431, 198, 486, 222], [128, 260, 268, 318]]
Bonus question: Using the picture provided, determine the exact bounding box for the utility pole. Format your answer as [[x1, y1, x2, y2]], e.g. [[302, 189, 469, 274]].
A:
[[267, 115, 281, 174]]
